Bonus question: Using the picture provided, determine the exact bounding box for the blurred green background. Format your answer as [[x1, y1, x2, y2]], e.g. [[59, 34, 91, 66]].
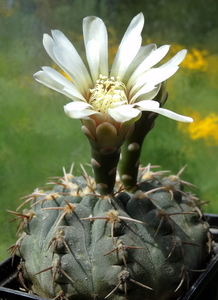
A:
[[0, 0, 218, 261]]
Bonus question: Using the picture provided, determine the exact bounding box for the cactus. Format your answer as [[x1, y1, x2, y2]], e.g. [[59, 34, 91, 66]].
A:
[[7, 12, 211, 300], [8, 164, 210, 300]]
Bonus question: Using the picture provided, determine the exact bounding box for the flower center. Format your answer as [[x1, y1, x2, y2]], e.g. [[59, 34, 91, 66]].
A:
[[89, 75, 128, 114]]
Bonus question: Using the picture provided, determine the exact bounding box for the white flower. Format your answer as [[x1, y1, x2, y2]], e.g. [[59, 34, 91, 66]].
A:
[[34, 13, 193, 125]]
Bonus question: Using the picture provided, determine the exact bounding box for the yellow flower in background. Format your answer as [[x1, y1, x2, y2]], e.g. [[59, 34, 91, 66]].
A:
[[183, 48, 208, 71], [178, 112, 218, 145]]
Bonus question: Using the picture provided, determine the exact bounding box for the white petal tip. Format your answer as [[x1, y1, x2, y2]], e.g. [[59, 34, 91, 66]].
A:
[[185, 117, 194, 123]]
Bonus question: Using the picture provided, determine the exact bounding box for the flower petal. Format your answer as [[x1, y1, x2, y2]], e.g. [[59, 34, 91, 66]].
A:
[[147, 66, 179, 86], [135, 100, 160, 109], [111, 13, 144, 79], [43, 33, 59, 65], [83, 16, 108, 82], [127, 45, 170, 89], [41, 66, 86, 101], [130, 83, 160, 103], [48, 30, 92, 95], [34, 69, 84, 101], [136, 100, 193, 123], [129, 65, 179, 97], [159, 49, 187, 69], [122, 44, 157, 84], [108, 105, 142, 123], [52, 53, 91, 95], [63, 87, 86, 101], [64, 101, 101, 119]]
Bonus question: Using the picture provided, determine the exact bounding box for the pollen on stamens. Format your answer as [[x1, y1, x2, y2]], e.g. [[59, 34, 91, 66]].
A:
[[89, 75, 128, 114]]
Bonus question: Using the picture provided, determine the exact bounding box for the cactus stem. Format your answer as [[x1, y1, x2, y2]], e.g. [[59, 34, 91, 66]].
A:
[[89, 145, 121, 195]]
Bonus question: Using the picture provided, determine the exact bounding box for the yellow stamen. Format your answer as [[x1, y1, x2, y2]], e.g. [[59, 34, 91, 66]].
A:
[[89, 75, 128, 114]]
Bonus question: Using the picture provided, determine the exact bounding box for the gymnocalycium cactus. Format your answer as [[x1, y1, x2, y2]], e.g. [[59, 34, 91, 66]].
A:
[[8, 165, 210, 300], [8, 13, 211, 300]]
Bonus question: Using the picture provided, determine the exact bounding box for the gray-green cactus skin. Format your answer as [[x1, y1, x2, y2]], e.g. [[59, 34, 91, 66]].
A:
[[12, 168, 210, 300]]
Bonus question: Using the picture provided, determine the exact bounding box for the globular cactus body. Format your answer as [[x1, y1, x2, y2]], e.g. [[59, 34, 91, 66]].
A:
[[11, 166, 210, 300]]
